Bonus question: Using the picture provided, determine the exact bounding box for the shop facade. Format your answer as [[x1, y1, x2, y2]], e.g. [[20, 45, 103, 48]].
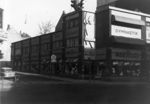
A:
[[95, 6, 149, 80]]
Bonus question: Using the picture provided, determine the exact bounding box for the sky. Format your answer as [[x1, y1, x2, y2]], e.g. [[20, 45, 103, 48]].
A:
[[1, 0, 96, 37]]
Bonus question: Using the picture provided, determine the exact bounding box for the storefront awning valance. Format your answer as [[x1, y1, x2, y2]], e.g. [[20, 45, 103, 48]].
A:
[[112, 15, 145, 26]]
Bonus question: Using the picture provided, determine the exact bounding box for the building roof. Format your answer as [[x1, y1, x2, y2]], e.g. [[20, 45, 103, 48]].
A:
[[116, 0, 150, 14], [97, 0, 150, 14], [55, 11, 66, 31]]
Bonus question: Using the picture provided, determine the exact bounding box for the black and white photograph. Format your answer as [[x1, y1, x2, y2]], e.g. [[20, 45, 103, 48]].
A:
[[1, 0, 150, 104]]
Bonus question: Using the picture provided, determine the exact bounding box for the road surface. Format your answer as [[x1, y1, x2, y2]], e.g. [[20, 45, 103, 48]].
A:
[[0, 73, 150, 104]]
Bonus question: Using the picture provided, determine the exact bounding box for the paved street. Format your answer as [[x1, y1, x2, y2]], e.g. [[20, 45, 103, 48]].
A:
[[1, 73, 150, 104]]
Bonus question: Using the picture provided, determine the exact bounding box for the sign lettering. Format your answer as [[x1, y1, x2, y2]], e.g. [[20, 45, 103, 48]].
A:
[[111, 25, 141, 39], [112, 48, 141, 60]]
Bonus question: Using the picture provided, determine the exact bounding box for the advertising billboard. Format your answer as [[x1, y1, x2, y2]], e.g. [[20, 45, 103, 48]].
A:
[[111, 25, 141, 39], [82, 11, 95, 49], [146, 26, 150, 43], [146, 18, 150, 43]]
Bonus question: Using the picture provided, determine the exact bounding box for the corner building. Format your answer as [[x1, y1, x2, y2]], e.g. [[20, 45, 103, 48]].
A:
[[95, 5, 150, 80]]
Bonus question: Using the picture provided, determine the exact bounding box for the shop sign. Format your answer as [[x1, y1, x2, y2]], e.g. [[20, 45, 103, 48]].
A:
[[112, 48, 141, 60], [111, 25, 141, 39]]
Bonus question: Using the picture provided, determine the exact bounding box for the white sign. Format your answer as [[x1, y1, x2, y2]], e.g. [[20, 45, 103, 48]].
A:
[[146, 17, 150, 22], [111, 25, 141, 39], [83, 12, 95, 41], [146, 26, 150, 43], [51, 54, 57, 63], [83, 12, 95, 49], [84, 41, 95, 49]]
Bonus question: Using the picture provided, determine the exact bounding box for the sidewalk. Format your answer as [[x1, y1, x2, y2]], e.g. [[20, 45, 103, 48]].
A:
[[15, 71, 150, 85]]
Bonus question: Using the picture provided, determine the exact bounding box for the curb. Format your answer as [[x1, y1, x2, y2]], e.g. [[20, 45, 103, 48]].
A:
[[15, 71, 150, 85]]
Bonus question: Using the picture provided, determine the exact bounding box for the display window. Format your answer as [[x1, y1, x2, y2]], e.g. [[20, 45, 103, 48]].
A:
[[111, 61, 141, 77]]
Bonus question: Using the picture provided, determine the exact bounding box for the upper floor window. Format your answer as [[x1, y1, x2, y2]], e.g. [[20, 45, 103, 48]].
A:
[[66, 18, 79, 29]]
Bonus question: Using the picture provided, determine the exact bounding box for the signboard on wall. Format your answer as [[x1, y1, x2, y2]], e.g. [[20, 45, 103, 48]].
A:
[[84, 41, 95, 49], [111, 48, 141, 61], [146, 19, 150, 43], [83, 11, 95, 41], [83, 11, 95, 49], [51, 54, 57, 63], [111, 25, 141, 39], [146, 26, 150, 43]]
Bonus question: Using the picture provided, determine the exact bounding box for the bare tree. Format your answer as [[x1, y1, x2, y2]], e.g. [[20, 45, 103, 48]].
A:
[[38, 20, 54, 35]]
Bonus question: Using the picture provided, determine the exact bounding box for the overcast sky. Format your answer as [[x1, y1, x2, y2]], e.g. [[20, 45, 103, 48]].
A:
[[1, 0, 96, 36]]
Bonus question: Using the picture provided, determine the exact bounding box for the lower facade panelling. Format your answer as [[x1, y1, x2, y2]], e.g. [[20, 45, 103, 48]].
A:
[[13, 60, 22, 71], [95, 47, 145, 80], [40, 56, 50, 74], [22, 61, 30, 72], [30, 60, 40, 73]]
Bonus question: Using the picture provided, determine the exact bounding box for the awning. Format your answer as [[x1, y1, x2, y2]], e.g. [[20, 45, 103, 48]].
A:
[[112, 15, 145, 26]]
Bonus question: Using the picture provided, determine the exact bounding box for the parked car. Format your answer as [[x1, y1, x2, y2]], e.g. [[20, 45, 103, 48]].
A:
[[0, 67, 16, 80]]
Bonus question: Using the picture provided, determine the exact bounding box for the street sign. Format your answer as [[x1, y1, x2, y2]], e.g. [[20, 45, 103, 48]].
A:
[[51, 54, 57, 63]]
